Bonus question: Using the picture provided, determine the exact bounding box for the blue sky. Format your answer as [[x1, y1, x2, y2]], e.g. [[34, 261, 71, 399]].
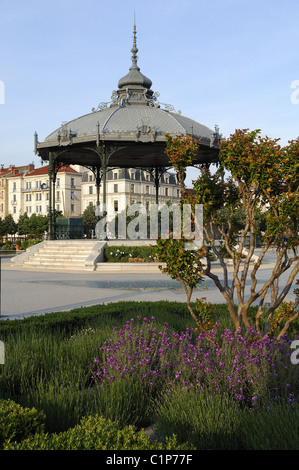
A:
[[0, 0, 298, 187]]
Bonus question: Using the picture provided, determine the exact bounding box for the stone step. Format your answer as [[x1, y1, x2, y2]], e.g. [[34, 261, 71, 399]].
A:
[[34, 251, 88, 257], [25, 260, 87, 266], [12, 240, 107, 271]]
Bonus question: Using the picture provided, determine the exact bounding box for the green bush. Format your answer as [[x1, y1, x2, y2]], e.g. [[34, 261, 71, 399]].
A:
[[0, 399, 45, 448], [104, 245, 157, 262], [3, 414, 194, 450], [155, 387, 242, 450], [241, 403, 299, 450], [21, 239, 42, 251]]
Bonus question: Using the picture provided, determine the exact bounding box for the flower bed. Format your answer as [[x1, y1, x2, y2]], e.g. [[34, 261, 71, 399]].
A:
[[90, 316, 298, 409], [104, 245, 157, 262]]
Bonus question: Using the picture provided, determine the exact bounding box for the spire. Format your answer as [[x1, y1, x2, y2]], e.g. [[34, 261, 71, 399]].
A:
[[117, 20, 153, 93], [131, 16, 138, 69]]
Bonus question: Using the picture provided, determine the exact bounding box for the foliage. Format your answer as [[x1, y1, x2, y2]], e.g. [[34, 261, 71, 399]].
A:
[[0, 399, 45, 448], [3, 414, 192, 450], [82, 204, 97, 236], [104, 245, 157, 262], [90, 316, 298, 409], [1, 214, 17, 237], [18, 213, 48, 238], [155, 236, 207, 330], [155, 387, 242, 450], [165, 133, 199, 191], [0, 303, 299, 450], [162, 130, 299, 337]]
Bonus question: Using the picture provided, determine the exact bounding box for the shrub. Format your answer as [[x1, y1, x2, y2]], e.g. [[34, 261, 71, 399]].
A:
[[0, 399, 45, 448], [241, 402, 299, 450], [90, 316, 299, 409], [155, 387, 242, 449], [3, 414, 194, 450], [104, 245, 157, 262], [21, 239, 42, 251]]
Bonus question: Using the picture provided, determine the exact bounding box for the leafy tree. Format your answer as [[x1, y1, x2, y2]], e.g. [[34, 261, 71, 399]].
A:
[[155, 235, 206, 331], [18, 213, 30, 237], [158, 130, 299, 338], [26, 214, 48, 238], [2, 214, 17, 237], [82, 204, 97, 237]]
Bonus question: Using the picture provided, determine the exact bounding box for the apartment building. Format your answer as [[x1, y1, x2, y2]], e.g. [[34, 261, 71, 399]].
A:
[[81, 167, 181, 218], [6, 164, 82, 222], [0, 164, 35, 219], [2, 162, 181, 223]]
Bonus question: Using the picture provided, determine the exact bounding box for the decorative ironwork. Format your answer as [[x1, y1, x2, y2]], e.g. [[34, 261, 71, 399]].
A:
[[147, 91, 182, 114]]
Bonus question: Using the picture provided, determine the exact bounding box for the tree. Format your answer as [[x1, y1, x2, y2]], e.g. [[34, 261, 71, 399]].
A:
[[2, 214, 17, 238], [82, 204, 97, 237], [155, 235, 206, 331], [155, 134, 213, 332], [18, 213, 30, 237], [158, 130, 299, 338], [26, 214, 48, 238]]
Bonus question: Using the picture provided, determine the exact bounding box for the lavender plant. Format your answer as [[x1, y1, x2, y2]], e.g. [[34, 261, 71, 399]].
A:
[[89, 316, 299, 409]]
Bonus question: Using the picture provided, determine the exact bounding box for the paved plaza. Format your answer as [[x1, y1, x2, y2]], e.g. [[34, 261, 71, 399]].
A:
[[0, 249, 297, 321]]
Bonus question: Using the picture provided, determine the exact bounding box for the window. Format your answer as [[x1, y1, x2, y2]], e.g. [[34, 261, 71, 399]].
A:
[[130, 184, 134, 193], [56, 191, 60, 202], [114, 184, 118, 193], [146, 185, 149, 194], [71, 177, 75, 189], [165, 188, 168, 196], [71, 191, 75, 200], [114, 200, 118, 212], [114, 172, 118, 180], [89, 174, 93, 182], [89, 186, 93, 195], [71, 204, 75, 213], [13, 182, 16, 192], [57, 178, 60, 188]]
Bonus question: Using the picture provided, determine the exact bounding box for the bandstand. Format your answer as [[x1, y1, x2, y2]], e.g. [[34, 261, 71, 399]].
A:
[[35, 23, 220, 240]]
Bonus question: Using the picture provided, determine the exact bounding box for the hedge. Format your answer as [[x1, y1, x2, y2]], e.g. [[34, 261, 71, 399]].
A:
[[4, 414, 194, 450], [0, 399, 45, 448]]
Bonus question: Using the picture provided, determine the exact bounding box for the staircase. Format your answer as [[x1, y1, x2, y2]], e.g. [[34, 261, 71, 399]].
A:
[[11, 240, 107, 271]]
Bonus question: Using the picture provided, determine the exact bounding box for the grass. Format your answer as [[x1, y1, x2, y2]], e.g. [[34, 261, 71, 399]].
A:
[[0, 300, 298, 449]]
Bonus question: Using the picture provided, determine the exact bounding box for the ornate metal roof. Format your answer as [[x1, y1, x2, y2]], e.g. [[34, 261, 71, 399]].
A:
[[43, 24, 220, 151]]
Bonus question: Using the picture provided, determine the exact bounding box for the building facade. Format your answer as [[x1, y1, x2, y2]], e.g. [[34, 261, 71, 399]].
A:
[[2, 163, 181, 225], [81, 167, 180, 218], [6, 164, 82, 222]]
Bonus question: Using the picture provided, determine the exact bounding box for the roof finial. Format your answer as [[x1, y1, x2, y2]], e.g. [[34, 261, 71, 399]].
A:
[[131, 14, 138, 68]]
